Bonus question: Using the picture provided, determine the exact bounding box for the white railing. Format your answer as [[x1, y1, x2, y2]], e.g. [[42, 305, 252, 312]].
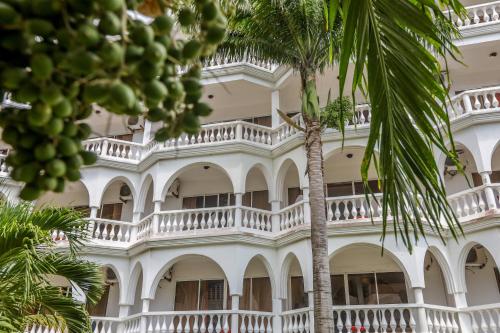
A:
[[278, 201, 305, 231], [156, 207, 235, 234], [25, 325, 62, 333], [0, 153, 10, 176], [141, 311, 232, 333], [91, 317, 121, 333], [84, 138, 143, 161], [241, 123, 273, 146], [447, 86, 500, 120], [424, 305, 460, 333], [350, 104, 372, 127], [274, 114, 304, 144], [241, 207, 273, 232], [467, 303, 500, 333], [158, 122, 239, 149], [90, 218, 134, 243], [282, 308, 311, 333], [122, 314, 142, 333], [326, 193, 384, 222], [447, 183, 500, 220], [136, 214, 153, 240], [332, 304, 417, 333], [205, 55, 278, 72], [238, 311, 274, 333], [447, 1, 500, 30]]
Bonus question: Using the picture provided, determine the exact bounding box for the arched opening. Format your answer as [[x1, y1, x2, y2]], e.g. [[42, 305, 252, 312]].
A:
[[423, 251, 454, 306], [464, 244, 500, 306], [330, 245, 409, 306], [163, 163, 234, 211], [35, 181, 90, 216], [140, 176, 154, 218], [88, 266, 120, 317], [151, 255, 231, 311], [130, 269, 144, 315], [443, 143, 480, 195], [100, 179, 134, 222], [489, 142, 500, 184], [281, 161, 301, 208], [241, 257, 273, 312], [285, 254, 308, 310], [244, 166, 271, 210]]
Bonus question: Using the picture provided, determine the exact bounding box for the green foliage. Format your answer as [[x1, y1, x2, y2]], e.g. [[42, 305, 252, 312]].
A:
[[0, 203, 103, 333], [321, 96, 353, 130], [0, 0, 227, 200]]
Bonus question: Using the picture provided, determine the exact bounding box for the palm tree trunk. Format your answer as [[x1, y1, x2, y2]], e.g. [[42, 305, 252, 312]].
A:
[[305, 119, 334, 333]]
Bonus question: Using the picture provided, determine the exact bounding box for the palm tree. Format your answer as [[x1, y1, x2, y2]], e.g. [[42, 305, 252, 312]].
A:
[[0, 203, 103, 333], [215, 0, 465, 331]]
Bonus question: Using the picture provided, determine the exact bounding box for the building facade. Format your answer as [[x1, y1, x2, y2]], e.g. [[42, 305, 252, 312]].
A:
[[6, 1, 500, 333]]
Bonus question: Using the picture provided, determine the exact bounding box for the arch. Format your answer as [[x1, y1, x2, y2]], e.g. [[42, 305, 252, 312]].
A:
[[136, 173, 154, 213], [241, 254, 276, 300], [489, 140, 500, 175], [148, 254, 232, 301], [159, 162, 236, 201], [275, 159, 302, 204], [126, 261, 144, 305], [422, 249, 455, 306], [99, 176, 137, 207], [35, 180, 90, 209], [90, 265, 122, 317], [438, 142, 480, 194], [280, 251, 308, 303], [243, 163, 273, 198], [425, 246, 455, 294]]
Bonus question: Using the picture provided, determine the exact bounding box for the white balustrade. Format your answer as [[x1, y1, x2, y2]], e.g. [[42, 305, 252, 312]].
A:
[[239, 311, 273, 333], [51, 229, 68, 242], [241, 123, 273, 146], [274, 114, 304, 144], [278, 201, 305, 231], [90, 218, 134, 243], [241, 207, 273, 232], [447, 185, 492, 220], [91, 317, 121, 333], [425, 306, 460, 333], [136, 214, 154, 240], [205, 54, 277, 71], [25, 324, 63, 333], [467, 304, 500, 333], [122, 315, 142, 333], [141, 311, 232, 333], [350, 104, 372, 127], [333, 305, 416, 333], [0, 152, 10, 176], [156, 207, 235, 233], [326, 194, 384, 222], [447, 86, 500, 119], [159, 122, 238, 149], [84, 138, 143, 161], [282, 308, 311, 333], [447, 2, 500, 29]]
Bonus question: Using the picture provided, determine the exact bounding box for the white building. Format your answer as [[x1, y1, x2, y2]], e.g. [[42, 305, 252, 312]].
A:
[[4, 2, 500, 333]]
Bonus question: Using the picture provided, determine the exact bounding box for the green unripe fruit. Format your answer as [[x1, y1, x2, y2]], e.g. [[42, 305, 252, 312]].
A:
[[154, 127, 170, 141], [0, 2, 19, 25], [28, 103, 52, 127], [100, 0, 124, 12], [125, 44, 144, 61], [166, 80, 184, 100], [2, 67, 27, 89], [182, 40, 202, 59], [46, 159, 66, 177], [83, 83, 108, 104], [183, 111, 200, 133], [130, 25, 154, 46], [77, 123, 92, 139], [202, 2, 218, 21], [55, 29, 72, 49], [63, 122, 78, 137], [44, 118, 64, 136], [2, 127, 18, 145], [54, 178, 65, 193], [147, 107, 167, 122], [145, 42, 167, 63], [66, 154, 84, 169], [185, 65, 202, 78], [192, 102, 212, 117], [206, 25, 226, 44], [18, 163, 39, 183], [99, 42, 124, 67], [98, 11, 121, 35], [15, 83, 39, 103], [156, 35, 171, 49], [34, 143, 56, 161], [31, 54, 53, 80], [65, 168, 81, 181], [31, 0, 61, 16], [185, 89, 202, 104], [20, 186, 42, 201], [78, 23, 101, 47], [58, 137, 78, 157], [137, 61, 162, 80], [128, 101, 143, 116], [19, 134, 38, 149], [182, 77, 202, 92], [145, 80, 167, 102], [152, 15, 174, 35], [38, 176, 58, 191], [80, 151, 97, 165], [53, 99, 72, 118], [26, 19, 54, 37], [40, 85, 63, 106], [110, 82, 136, 109], [178, 8, 195, 27], [69, 50, 101, 75], [76, 105, 93, 120]]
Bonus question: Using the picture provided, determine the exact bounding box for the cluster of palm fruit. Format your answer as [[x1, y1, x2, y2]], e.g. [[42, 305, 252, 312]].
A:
[[0, 0, 226, 200]]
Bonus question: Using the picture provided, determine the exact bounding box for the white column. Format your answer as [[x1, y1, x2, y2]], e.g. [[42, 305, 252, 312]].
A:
[[88, 206, 99, 235], [272, 298, 284, 333], [271, 200, 281, 232], [413, 287, 428, 333], [302, 187, 311, 224], [117, 305, 131, 333], [90, 206, 99, 219], [234, 193, 243, 228], [307, 291, 314, 333], [271, 90, 280, 128], [142, 120, 152, 144], [231, 294, 240, 333], [151, 200, 162, 236], [454, 292, 472, 333], [480, 171, 497, 209], [132, 211, 142, 223], [140, 299, 150, 333]]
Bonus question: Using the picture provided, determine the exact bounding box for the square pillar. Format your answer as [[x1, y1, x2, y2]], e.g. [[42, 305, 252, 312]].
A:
[[271, 90, 280, 128], [413, 287, 428, 333], [140, 299, 150, 333], [302, 188, 311, 225], [307, 291, 314, 333], [272, 298, 284, 333], [151, 200, 162, 236], [234, 193, 243, 229], [231, 294, 240, 333], [454, 292, 472, 333], [480, 171, 497, 209], [142, 120, 152, 144], [271, 200, 281, 232]]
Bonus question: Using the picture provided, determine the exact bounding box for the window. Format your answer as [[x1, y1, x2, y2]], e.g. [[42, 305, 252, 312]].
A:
[[111, 133, 133, 141], [182, 193, 235, 209], [330, 272, 407, 305], [240, 277, 272, 312], [243, 115, 272, 127], [290, 276, 308, 309], [243, 190, 271, 210], [98, 203, 123, 220], [327, 180, 381, 197], [287, 187, 303, 205], [174, 279, 229, 311]]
